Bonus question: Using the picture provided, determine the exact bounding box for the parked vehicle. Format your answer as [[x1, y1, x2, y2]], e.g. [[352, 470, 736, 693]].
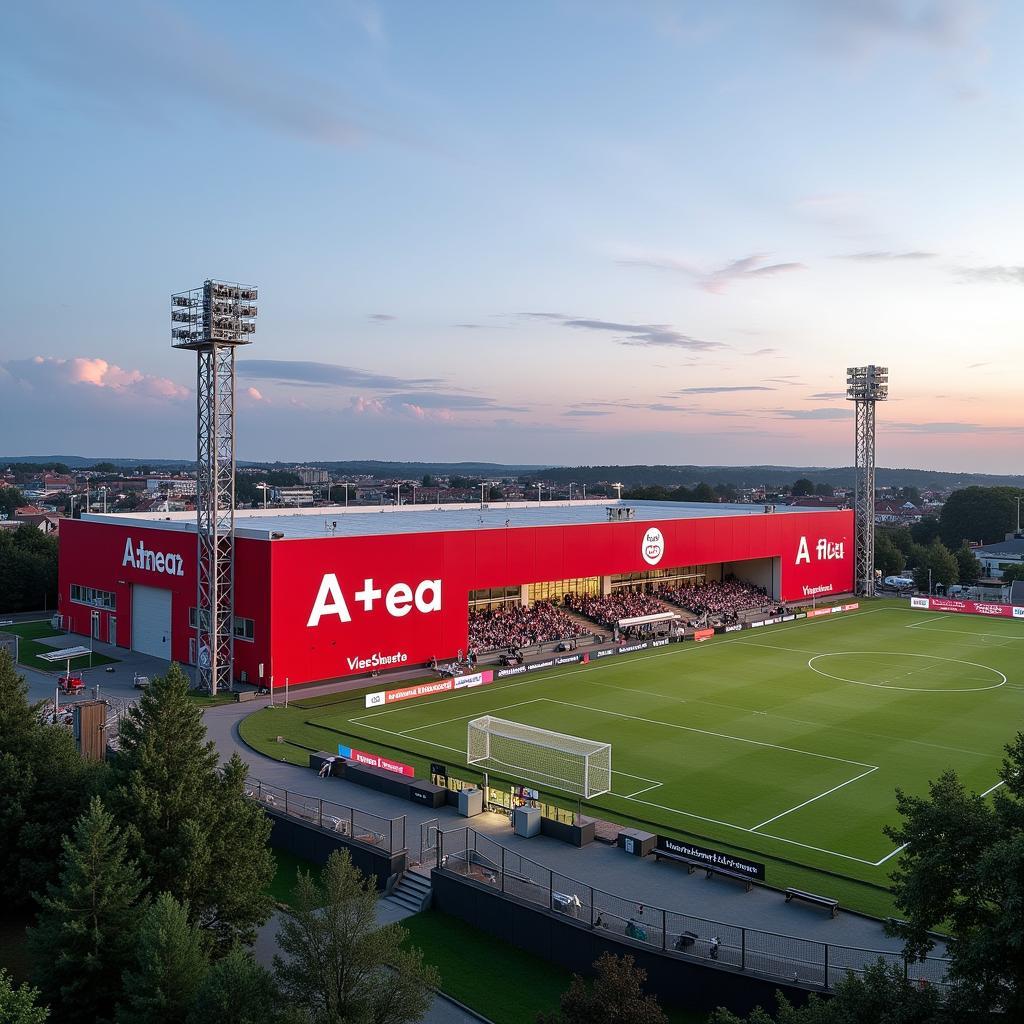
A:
[[133, 674, 150, 690], [58, 674, 85, 695]]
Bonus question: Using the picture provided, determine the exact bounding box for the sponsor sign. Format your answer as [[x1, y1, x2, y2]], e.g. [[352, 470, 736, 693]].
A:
[[925, 597, 1018, 618], [495, 664, 528, 678], [337, 744, 414, 777], [806, 608, 833, 618], [782, 614, 795, 622], [829, 605, 843, 614], [618, 641, 650, 654], [642, 527, 665, 566], [1015, 607, 1024, 619], [693, 628, 715, 642], [307, 574, 442, 628], [802, 583, 834, 597], [910, 596, 930, 609], [750, 620, 765, 628], [795, 536, 846, 565], [594, 647, 619, 659], [430, 761, 447, 778], [365, 671, 494, 708], [723, 623, 744, 633], [656, 835, 765, 882], [842, 603, 860, 612], [121, 537, 185, 577], [348, 650, 409, 672], [794, 612, 807, 619], [651, 637, 671, 648]]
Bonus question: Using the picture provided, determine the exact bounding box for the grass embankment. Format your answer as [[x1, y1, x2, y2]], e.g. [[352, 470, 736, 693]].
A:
[[3, 619, 118, 672], [402, 909, 705, 1024]]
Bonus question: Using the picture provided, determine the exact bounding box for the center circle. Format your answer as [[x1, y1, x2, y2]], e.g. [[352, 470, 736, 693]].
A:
[[807, 652, 1006, 693]]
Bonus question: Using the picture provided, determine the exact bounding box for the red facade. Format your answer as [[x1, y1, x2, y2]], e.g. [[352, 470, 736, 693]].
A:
[[58, 509, 853, 687]]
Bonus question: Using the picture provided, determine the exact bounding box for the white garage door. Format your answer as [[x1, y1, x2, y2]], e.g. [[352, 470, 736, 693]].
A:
[[131, 585, 172, 660]]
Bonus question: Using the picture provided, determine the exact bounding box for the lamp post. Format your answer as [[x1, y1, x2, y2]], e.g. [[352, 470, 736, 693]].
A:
[[256, 483, 268, 510], [69, 494, 78, 519], [412, 484, 417, 505], [613, 482, 623, 501], [568, 483, 573, 503], [395, 483, 402, 507], [537, 483, 542, 505]]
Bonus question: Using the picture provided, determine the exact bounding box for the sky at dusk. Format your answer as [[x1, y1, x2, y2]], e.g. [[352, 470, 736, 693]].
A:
[[1, 1, 1021, 472]]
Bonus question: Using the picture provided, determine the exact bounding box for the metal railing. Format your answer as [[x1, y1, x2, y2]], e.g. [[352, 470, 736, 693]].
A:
[[437, 828, 950, 993], [243, 777, 406, 854]]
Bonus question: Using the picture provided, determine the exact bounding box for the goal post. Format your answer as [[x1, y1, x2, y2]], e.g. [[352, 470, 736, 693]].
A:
[[467, 716, 612, 798]]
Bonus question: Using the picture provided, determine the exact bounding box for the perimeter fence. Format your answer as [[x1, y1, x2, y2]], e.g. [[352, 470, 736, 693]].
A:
[[438, 827, 950, 993], [243, 777, 406, 853]]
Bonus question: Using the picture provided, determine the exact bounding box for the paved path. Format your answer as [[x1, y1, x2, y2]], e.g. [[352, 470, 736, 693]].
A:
[[204, 700, 944, 959]]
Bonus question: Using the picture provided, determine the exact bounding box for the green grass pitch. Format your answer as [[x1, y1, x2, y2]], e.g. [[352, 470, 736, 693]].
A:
[[240, 601, 1023, 908]]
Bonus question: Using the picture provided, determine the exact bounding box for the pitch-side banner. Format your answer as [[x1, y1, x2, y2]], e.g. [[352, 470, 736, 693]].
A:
[[364, 670, 494, 708], [338, 744, 414, 777], [911, 596, 1022, 618]]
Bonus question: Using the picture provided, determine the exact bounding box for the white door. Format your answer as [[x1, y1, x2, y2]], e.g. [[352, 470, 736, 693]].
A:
[[131, 585, 172, 660], [108, 616, 117, 647]]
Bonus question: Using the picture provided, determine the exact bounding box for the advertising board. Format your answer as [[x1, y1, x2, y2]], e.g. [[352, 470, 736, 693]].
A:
[[656, 835, 766, 881], [365, 670, 494, 708], [911, 596, 1022, 619], [337, 744, 414, 777]]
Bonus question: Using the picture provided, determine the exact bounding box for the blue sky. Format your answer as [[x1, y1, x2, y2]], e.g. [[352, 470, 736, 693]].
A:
[[1, 1, 1021, 470]]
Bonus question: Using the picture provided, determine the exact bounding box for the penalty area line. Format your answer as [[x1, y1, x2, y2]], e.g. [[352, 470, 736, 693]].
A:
[[749, 765, 879, 831]]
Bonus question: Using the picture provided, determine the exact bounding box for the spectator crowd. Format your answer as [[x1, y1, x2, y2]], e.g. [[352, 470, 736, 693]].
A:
[[468, 601, 588, 652], [563, 591, 667, 629], [659, 578, 780, 625]]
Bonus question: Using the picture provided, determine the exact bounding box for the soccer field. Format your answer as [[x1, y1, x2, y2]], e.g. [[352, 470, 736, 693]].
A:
[[249, 603, 1024, 890]]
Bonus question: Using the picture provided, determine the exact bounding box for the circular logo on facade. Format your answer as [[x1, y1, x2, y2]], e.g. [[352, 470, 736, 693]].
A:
[[642, 527, 664, 566]]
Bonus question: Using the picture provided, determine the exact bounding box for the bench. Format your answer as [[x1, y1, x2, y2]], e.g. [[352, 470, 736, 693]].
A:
[[785, 888, 838, 917], [655, 848, 753, 892]]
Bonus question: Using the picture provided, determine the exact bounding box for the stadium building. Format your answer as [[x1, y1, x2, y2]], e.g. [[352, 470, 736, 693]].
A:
[[57, 501, 853, 687]]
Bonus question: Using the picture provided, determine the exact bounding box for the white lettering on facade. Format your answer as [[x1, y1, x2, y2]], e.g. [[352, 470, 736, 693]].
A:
[[307, 575, 442, 628], [121, 537, 184, 577]]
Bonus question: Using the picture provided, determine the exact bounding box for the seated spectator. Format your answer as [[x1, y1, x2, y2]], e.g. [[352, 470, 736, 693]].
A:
[[659, 578, 775, 626], [563, 591, 667, 629], [468, 601, 587, 652]]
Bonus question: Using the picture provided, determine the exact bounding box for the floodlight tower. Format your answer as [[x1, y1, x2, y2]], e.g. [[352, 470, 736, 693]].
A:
[[846, 365, 888, 597], [172, 281, 258, 693]]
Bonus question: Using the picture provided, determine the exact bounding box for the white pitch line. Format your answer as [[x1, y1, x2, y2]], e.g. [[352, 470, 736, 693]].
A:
[[540, 697, 877, 769], [621, 781, 664, 799], [906, 621, 1024, 640], [395, 699, 538, 734], [750, 766, 879, 831]]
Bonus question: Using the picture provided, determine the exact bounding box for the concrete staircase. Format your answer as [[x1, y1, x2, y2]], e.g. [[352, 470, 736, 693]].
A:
[[383, 871, 432, 915]]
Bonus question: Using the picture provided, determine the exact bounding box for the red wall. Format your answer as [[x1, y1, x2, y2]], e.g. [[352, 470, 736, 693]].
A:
[[58, 519, 271, 685], [269, 510, 853, 686], [59, 510, 852, 687]]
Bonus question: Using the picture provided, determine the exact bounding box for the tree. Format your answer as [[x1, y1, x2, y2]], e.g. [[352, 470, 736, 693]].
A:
[[999, 563, 1024, 584], [0, 484, 26, 518], [708, 959, 943, 1024], [109, 664, 273, 954], [538, 952, 667, 1024], [0, 969, 48, 1024], [791, 478, 815, 497], [882, 525, 915, 558], [814, 482, 834, 497], [188, 944, 283, 1024], [0, 651, 104, 909], [874, 530, 906, 578], [898, 485, 922, 505], [118, 893, 207, 1024], [912, 541, 958, 593], [28, 797, 147, 1024], [0, 525, 59, 612], [940, 486, 1024, 547], [274, 849, 438, 1024], [692, 482, 716, 502], [421, 473, 435, 488], [883, 732, 1024, 1020], [955, 545, 982, 586], [909, 518, 941, 546]]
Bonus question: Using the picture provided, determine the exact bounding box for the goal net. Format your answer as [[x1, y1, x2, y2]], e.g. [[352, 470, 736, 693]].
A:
[[467, 716, 612, 798]]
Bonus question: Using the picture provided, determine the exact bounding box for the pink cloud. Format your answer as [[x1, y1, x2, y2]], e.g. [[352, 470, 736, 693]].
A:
[[20, 355, 189, 400], [245, 386, 265, 402]]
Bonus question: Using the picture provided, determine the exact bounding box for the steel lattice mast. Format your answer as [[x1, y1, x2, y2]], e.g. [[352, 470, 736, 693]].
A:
[[172, 281, 257, 693], [846, 365, 888, 597]]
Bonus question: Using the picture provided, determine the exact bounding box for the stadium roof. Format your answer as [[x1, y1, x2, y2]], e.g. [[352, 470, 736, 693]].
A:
[[84, 499, 842, 542]]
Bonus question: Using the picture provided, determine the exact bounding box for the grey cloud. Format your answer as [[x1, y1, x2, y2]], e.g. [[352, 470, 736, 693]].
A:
[[775, 408, 850, 420], [836, 251, 937, 261], [574, 400, 690, 414], [958, 266, 1024, 285], [238, 359, 442, 391], [749, 348, 781, 357], [888, 421, 1017, 435], [807, 391, 847, 400], [619, 253, 805, 293], [672, 386, 776, 395], [562, 319, 726, 351], [381, 392, 529, 414], [563, 410, 612, 418], [368, 314, 397, 322], [4, 2, 373, 148]]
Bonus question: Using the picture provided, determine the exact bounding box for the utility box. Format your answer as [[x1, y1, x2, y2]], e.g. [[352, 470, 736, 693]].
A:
[[513, 805, 541, 838], [458, 787, 483, 818], [617, 828, 656, 857]]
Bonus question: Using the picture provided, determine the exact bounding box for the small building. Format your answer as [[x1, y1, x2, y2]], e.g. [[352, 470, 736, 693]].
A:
[[972, 534, 1024, 579]]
